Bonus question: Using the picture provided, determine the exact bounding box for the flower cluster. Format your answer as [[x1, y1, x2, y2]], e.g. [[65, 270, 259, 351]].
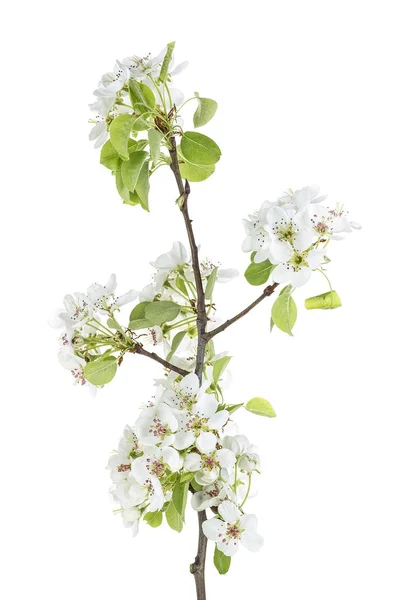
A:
[[108, 372, 263, 556], [89, 45, 187, 148], [50, 275, 137, 393], [50, 242, 237, 391], [242, 185, 360, 287]]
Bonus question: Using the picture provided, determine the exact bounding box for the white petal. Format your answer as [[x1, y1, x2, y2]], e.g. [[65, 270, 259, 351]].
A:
[[217, 448, 236, 473], [89, 121, 106, 141], [184, 453, 202, 472], [195, 394, 218, 418], [196, 432, 217, 454], [269, 241, 292, 263], [218, 539, 240, 557], [179, 372, 199, 397], [293, 229, 313, 252], [162, 447, 181, 471], [272, 263, 291, 284], [173, 430, 195, 450], [207, 410, 229, 431], [218, 500, 241, 523], [116, 289, 138, 306], [241, 530, 264, 552], [202, 518, 225, 542], [291, 268, 311, 287]]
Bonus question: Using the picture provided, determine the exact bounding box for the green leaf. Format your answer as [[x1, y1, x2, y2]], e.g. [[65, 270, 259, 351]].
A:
[[129, 301, 150, 322], [166, 330, 187, 362], [128, 79, 156, 112], [83, 356, 117, 386], [214, 547, 231, 575], [244, 260, 274, 286], [159, 41, 175, 83], [175, 275, 188, 296], [190, 479, 202, 492], [110, 114, 135, 160], [148, 129, 162, 165], [181, 131, 221, 165], [213, 356, 231, 384], [144, 511, 163, 528], [115, 169, 130, 203], [145, 301, 180, 325], [132, 112, 151, 132], [178, 155, 216, 182], [134, 160, 150, 211], [245, 397, 276, 418], [165, 500, 183, 532], [172, 481, 189, 520], [205, 268, 218, 300], [271, 292, 297, 336], [305, 290, 342, 310], [193, 96, 218, 128], [121, 151, 149, 191], [225, 403, 244, 415], [205, 339, 215, 361], [128, 318, 154, 330], [100, 140, 121, 170]]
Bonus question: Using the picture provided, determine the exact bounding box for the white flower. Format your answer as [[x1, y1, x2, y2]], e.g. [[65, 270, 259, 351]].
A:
[[222, 435, 260, 473], [241, 200, 273, 262], [51, 293, 90, 333], [277, 185, 326, 214], [150, 241, 189, 275], [173, 398, 230, 451], [202, 500, 264, 556], [184, 432, 235, 485], [271, 246, 325, 287], [131, 445, 182, 483], [57, 348, 96, 395], [93, 61, 129, 99], [107, 426, 143, 483], [191, 481, 234, 511], [135, 404, 178, 447], [121, 507, 141, 537], [86, 274, 137, 315]]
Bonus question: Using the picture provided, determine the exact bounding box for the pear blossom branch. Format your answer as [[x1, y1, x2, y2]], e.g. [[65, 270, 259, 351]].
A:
[[205, 283, 279, 340], [169, 137, 208, 385], [133, 343, 189, 377]]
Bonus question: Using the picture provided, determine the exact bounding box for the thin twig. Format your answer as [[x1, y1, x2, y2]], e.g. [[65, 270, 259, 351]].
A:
[[205, 283, 279, 340], [133, 343, 188, 377], [169, 137, 208, 384], [190, 509, 208, 600]]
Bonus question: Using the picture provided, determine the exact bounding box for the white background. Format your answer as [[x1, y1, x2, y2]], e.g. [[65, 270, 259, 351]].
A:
[[1, 1, 407, 598]]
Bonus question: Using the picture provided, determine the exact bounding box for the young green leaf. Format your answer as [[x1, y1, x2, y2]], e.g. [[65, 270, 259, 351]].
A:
[[244, 260, 274, 286], [110, 114, 135, 160], [128, 79, 156, 112], [128, 318, 154, 330], [178, 155, 216, 182], [100, 139, 121, 170], [145, 301, 180, 325], [134, 160, 150, 211], [214, 547, 231, 575], [205, 267, 218, 300], [213, 356, 231, 384], [166, 330, 187, 362], [225, 403, 244, 415], [271, 292, 297, 335], [245, 397, 276, 418], [180, 131, 221, 165], [172, 481, 189, 520], [121, 151, 149, 191], [129, 302, 150, 322], [165, 500, 183, 532], [159, 41, 176, 83], [305, 290, 342, 310], [84, 356, 117, 386], [144, 511, 163, 528], [115, 169, 130, 203], [148, 129, 162, 165], [193, 97, 218, 128]]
